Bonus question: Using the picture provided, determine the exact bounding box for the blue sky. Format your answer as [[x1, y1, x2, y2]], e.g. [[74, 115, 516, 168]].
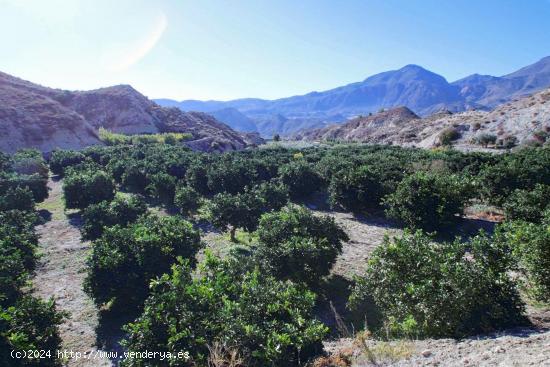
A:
[[1, 0, 549, 100]]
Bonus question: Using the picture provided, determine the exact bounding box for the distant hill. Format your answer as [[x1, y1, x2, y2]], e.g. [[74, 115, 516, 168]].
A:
[[0, 71, 260, 153], [156, 56, 550, 137], [209, 108, 258, 132], [297, 87, 550, 149]]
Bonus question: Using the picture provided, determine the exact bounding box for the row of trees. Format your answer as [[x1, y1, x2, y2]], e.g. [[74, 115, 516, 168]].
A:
[[51, 144, 550, 233], [0, 150, 64, 366]]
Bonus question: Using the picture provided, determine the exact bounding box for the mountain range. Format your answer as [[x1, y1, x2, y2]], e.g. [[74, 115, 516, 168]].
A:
[[296, 86, 550, 148], [156, 56, 550, 137], [0, 71, 260, 154]]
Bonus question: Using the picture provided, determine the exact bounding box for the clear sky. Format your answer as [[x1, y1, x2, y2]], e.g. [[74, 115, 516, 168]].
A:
[[1, 0, 549, 100]]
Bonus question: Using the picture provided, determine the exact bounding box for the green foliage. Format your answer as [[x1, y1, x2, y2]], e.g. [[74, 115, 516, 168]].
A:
[[49, 150, 86, 176], [84, 215, 201, 309], [207, 182, 289, 241], [255, 205, 348, 286], [503, 184, 550, 223], [81, 195, 147, 240], [11, 150, 49, 178], [122, 165, 148, 193], [279, 160, 322, 200], [63, 171, 115, 209], [146, 173, 176, 204], [0, 174, 48, 203], [383, 172, 468, 230], [478, 147, 550, 205], [122, 255, 327, 367], [0, 211, 39, 304], [328, 165, 397, 211], [206, 159, 257, 194], [173, 184, 200, 215], [498, 215, 550, 302], [473, 132, 497, 147], [0, 187, 35, 212], [0, 296, 64, 366], [0, 169, 63, 366], [98, 128, 192, 146], [184, 162, 210, 195], [349, 230, 525, 338]]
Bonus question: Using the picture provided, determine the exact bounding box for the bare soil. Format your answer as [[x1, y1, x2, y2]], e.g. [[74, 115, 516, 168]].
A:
[[33, 178, 113, 367]]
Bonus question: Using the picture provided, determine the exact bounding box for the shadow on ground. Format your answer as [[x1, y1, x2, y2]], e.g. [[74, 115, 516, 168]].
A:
[[95, 307, 140, 366], [316, 274, 383, 340], [37, 209, 52, 222]]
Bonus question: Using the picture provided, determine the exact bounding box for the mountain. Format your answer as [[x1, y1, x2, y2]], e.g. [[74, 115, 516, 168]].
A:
[[208, 108, 258, 132], [453, 56, 550, 108], [0, 71, 260, 154], [297, 87, 550, 148], [156, 56, 550, 137]]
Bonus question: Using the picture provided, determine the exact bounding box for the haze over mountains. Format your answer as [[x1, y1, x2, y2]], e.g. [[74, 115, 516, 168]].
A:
[[0, 71, 260, 153], [156, 56, 550, 137]]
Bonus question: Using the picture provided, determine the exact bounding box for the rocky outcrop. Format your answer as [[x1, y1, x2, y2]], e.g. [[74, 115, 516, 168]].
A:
[[0, 71, 260, 154], [297, 107, 420, 143], [0, 72, 101, 154], [297, 88, 550, 149]]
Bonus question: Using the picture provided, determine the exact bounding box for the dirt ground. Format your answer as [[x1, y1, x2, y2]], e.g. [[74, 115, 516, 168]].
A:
[[34, 178, 114, 367]]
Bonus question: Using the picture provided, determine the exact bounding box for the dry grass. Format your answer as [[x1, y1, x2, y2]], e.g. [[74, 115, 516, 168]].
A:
[[207, 342, 246, 367], [353, 331, 413, 365], [310, 353, 353, 367]]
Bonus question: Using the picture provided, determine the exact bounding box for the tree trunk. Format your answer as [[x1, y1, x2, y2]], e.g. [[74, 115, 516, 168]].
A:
[[230, 227, 237, 242]]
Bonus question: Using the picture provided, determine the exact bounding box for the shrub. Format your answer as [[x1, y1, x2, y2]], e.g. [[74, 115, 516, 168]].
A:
[[0, 210, 39, 282], [437, 127, 460, 146], [383, 172, 468, 230], [0, 238, 30, 306], [63, 171, 115, 209], [122, 166, 148, 193], [499, 215, 550, 302], [477, 147, 550, 205], [328, 166, 386, 211], [99, 128, 191, 146], [496, 135, 518, 149], [278, 160, 322, 200], [84, 215, 201, 309], [473, 133, 497, 147], [81, 195, 147, 240], [122, 255, 327, 367], [49, 150, 86, 176], [0, 174, 48, 203], [173, 185, 200, 215], [146, 173, 176, 204], [207, 182, 288, 241], [0, 187, 35, 212], [255, 205, 348, 286], [12, 149, 49, 178], [349, 231, 525, 338], [0, 296, 65, 366], [503, 184, 550, 223], [206, 160, 257, 194], [207, 192, 254, 241], [185, 163, 210, 195]]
